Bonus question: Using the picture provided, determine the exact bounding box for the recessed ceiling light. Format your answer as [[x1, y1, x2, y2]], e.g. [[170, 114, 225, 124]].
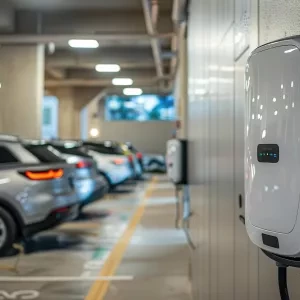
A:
[[95, 64, 120, 72], [68, 39, 99, 48], [123, 88, 143, 96], [112, 78, 133, 86]]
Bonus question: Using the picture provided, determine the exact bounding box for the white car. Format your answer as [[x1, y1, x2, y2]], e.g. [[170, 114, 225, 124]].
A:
[[49, 141, 132, 190], [84, 148, 132, 188], [82, 141, 143, 179]]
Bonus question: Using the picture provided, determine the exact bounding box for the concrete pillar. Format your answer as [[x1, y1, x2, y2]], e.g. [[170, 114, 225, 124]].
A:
[[51, 87, 100, 139], [176, 24, 188, 139], [0, 45, 44, 138]]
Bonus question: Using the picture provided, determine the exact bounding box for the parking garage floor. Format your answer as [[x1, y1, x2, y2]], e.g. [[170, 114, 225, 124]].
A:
[[0, 175, 191, 300]]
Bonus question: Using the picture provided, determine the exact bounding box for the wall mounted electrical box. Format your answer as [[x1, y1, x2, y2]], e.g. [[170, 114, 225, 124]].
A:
[[166, 139, 188, 185], [245, 36, 300, 257]]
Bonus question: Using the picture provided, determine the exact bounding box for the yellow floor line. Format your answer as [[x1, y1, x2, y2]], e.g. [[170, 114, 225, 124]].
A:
[[85, 177, 158, 300]]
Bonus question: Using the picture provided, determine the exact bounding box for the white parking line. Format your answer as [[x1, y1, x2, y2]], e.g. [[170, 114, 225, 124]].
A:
[[0, 276, 134, 282]]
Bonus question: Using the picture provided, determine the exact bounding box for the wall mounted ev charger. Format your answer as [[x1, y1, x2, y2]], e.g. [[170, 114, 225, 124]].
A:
[[166, 139, 188, 185], [245, 36, 300, 258]]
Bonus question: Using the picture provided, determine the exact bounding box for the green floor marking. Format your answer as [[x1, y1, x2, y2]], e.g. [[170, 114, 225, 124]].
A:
[[92, 248, 110, 260]]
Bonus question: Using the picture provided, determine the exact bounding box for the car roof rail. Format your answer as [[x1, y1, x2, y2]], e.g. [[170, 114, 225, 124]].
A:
[[0, 134, 21, 142], [49, 140, 83, 147], [22, 139, 48, 145]]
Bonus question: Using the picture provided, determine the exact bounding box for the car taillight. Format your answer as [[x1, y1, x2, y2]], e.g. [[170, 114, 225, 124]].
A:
[[53, 207, 69, 214], [128, 155, 133, 163], [112, 158, 125, 165], [76, 161, 92, 169], [136, 152, 143, 159], [23, 169, 64, 180]]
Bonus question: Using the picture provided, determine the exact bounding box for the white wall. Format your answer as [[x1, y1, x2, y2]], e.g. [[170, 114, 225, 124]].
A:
[[42, 96, 58, 140], [82, 97, 174, 154], [187, 0, 300, 299], [98, 120, 174, 154], [80, 106, 88, 140], [97, 100, 174, 154]]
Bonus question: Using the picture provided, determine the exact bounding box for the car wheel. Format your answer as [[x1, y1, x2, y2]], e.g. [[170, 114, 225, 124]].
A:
[[0, 207, 17, 256], [99, 172, 113, 191]]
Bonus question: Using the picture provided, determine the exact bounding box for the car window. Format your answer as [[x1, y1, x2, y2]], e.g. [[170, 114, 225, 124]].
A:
[[84, 144, 124, 155], [24, 145, 66, 163], [6, 143, 40, 164], [52, 145, 91, 158], [0, 146, 19, 163], [126, 144, 138, 153]]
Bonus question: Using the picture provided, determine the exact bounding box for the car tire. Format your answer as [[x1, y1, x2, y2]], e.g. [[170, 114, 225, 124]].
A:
[[99, 172, 113, 191], [0, 207, 17, 256]]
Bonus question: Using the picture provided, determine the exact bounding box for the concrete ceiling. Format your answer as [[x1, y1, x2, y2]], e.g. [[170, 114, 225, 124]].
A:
[[3, 0, 178, 94]]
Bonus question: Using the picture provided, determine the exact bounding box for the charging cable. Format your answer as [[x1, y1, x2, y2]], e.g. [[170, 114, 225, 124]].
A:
[[262, 250, 298, 300], [278, 264, 290, 300]]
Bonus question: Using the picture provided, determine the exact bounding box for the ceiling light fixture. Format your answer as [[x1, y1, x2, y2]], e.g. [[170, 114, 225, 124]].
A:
[[95, 64, 121, 72], [68, 39, 99, 48], [123, 88, 143, 96], [112, 78, 133, 86]]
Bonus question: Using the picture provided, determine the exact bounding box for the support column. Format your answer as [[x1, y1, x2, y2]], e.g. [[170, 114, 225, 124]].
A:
[[176, 24, 188, 139], [82, 90, 106, 140], [86, 98, 101, 140], [0, 45, 44, 138], [52, 87, 100, 139]]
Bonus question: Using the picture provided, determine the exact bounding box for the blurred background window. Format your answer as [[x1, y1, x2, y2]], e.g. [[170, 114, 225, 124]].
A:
[[43, 107, 52, 126], [105, 94, 175, 121]]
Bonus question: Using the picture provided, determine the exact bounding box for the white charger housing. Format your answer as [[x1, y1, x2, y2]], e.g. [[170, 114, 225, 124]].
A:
[[166, 139, 188, 185], [245, 36, 300, 256]]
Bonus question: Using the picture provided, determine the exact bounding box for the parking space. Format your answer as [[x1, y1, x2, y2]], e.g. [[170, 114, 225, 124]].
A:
[[0, 176, 190, 300], [0, 180, 141, 299]]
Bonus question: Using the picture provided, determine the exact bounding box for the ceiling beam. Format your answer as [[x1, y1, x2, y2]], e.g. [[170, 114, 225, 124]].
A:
[[16, 10, 173, 35], [0, 32, 174, 45], [65, 68, 157, 80], [46, 68, 65, 79], [45, 47, 172, 70], [45, 75, 174, 88], [46, 60, 165, 70]]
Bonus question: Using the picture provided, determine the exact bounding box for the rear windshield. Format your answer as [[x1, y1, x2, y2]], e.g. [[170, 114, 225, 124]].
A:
[[127, 145, 138, 153], [52, 145, 91, 158], [84, 143, 125, 155], [24, 145, 66, 163]]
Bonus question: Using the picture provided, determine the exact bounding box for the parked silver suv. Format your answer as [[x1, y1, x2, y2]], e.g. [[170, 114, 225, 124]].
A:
[[0, 136, 79, 255], [23, 140, 109, 209]]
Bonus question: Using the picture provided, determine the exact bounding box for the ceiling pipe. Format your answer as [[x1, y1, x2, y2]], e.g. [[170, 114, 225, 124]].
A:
[[168, 0, 188, 90], [0, 32, 174, 45], [141, 0, 164, 78], [172, 0, 187, 25], [151, 0, 159, 30]]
